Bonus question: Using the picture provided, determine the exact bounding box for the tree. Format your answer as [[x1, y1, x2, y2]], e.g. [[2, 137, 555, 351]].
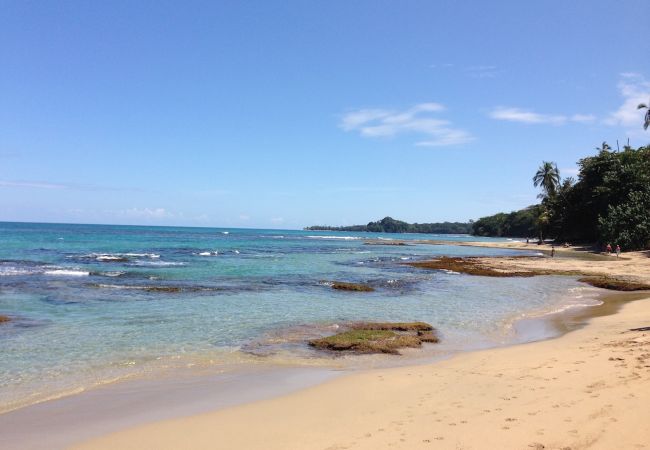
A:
[[595, 141, 611, 151], [598, 188, 650, 249], [533, 161, 561, 198], [638, 101, 650, 130]]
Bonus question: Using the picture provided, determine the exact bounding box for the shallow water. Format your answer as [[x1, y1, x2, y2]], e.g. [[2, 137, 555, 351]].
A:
[[0, 222, 600, 412]]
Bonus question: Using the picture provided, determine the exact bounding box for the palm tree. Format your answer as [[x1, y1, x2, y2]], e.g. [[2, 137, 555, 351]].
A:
[[638, 101, 650, 130], [533, 161, 561, 198], [595, 141, 611, 152]]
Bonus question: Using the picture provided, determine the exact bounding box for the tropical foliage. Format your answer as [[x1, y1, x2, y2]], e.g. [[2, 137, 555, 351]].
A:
[[472, 144, 650, 250]]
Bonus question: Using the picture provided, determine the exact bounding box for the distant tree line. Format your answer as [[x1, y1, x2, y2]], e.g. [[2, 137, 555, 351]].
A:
[[472, 144, 650, 250], [305, 216, 472, 234]]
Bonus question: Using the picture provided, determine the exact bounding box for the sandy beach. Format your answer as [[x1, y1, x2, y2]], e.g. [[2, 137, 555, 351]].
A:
[[74, 247, 650, 450]]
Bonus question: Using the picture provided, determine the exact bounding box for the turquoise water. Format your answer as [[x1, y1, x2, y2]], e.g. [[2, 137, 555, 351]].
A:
[[0, 222, 599, 412]]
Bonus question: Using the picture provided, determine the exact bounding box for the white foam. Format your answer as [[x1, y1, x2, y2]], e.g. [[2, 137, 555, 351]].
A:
[[96, 255, 125, 261], [132, 261, 186, 267], [222, 231, 229, 235], [0, 267, 35, 276], [44, 269, 90, 277], [197, 251, 218, 256], [306, 235, 361, 240]]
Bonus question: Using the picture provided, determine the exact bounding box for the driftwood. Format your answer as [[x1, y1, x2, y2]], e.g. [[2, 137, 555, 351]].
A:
[[629, 326, 650, 332]]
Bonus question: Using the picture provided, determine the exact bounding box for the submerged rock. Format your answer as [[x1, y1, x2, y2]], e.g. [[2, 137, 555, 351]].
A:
[[309, 321, 438, 354], [0, 315, 10, 324], [330, 281, 375, 292]]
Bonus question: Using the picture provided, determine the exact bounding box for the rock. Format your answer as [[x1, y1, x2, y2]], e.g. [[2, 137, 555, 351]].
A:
[[578, 276, 650, 291], [0, 315, 10, 324], [349, 321, 433, 332], [309, 321, 438, 354], [330, 282, 375, 292]]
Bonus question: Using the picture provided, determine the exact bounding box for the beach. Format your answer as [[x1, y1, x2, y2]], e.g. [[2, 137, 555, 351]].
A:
[[2, 230, 650, 449], [74, 291, 650, 450], [70, 244, 650, 450]]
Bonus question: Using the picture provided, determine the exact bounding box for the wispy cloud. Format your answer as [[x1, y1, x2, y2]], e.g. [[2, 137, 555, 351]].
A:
[[0, 179, 145, 192], [489, 107, 595, 125], [604, 72, 650, 129], [115, 208, 173, 219], [340, 103, 474, 147], [0, 180, 69, 190], [465, 65, 501, 78]]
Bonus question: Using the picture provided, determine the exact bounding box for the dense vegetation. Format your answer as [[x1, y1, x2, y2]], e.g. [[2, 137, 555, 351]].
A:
[[305, 216, 472, 234], [472, 144, 650, 250]]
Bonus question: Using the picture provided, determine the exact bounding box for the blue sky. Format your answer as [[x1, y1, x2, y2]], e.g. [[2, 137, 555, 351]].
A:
[[1, 0, 649, 229]]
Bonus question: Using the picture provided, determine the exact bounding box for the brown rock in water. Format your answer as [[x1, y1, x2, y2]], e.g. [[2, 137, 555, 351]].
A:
[[0, 315, 10, 324], [578, 277, 650, 291], [330, 282, 375, 292], [309, 321, 438, 354], [407, 257, 536, 277], [349, 321, 433, 332]]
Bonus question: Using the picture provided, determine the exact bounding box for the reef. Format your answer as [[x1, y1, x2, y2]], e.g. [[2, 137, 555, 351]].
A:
[[577, 277, 650, 291], [330, 282, 375, 292], [407, 257, 540, 277], [309, 321, 438, 354]]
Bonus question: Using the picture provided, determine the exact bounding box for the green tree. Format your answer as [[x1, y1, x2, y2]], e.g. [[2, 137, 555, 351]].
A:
[[598, 188, 650, 249], [533, 161, 561, 198], [638, 101, 650, 130]]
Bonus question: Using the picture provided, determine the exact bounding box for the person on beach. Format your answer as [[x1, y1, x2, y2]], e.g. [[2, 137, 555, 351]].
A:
[[551, 244, 555, 258], [616, 244, 621, 258], [606, 243, 612, 255], [526, 238, 529, 244]]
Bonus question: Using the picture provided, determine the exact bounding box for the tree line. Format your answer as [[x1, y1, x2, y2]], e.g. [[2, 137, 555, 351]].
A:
[[305, 216, 472, 234], [472, 143, 650, 250]]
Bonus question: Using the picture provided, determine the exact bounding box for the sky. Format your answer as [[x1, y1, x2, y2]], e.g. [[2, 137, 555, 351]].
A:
[[1, 0, 649, 229]]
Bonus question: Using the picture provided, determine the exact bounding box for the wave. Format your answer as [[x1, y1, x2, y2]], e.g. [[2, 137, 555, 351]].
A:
[[0, 263, 89, 277], [43, 269, 90, 277], [0, 267, 36, 276], [130, 260, 186, 267], [306, 235, 362, 240], [197, 251, 218, 256], [73, 253, 160, 262]]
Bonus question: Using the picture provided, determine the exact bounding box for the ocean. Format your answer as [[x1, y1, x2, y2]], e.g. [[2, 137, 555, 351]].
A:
[[0, 222, 601, 413]]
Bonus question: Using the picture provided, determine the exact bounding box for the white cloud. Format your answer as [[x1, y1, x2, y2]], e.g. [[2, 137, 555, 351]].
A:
[[0, 179, 144, 192], [340, 103, 473, 147], [489, 107, 594, 125], [604, 73, 650, 129], [270, 217, 284, 224], [117, 208, 173, 219], [0, 180, 68, 190], [465, 65, 500, 78]]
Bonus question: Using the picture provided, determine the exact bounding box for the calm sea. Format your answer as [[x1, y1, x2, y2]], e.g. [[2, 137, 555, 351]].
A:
[[0, 222, 600, 413]]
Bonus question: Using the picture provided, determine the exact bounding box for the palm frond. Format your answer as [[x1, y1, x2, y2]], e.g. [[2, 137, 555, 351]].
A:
[[638, 103, 648, 110]]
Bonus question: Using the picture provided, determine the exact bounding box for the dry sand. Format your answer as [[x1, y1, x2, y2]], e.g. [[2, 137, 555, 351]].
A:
[[75, 293, 650, 450]]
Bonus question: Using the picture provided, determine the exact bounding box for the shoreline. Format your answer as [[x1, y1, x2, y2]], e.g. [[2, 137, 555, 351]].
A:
[[74, 291, 650, 450], [0, 285, 639, 450]]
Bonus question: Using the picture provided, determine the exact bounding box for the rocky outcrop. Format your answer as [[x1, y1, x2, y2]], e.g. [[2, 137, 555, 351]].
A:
[[309, 322, 438, 354]]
